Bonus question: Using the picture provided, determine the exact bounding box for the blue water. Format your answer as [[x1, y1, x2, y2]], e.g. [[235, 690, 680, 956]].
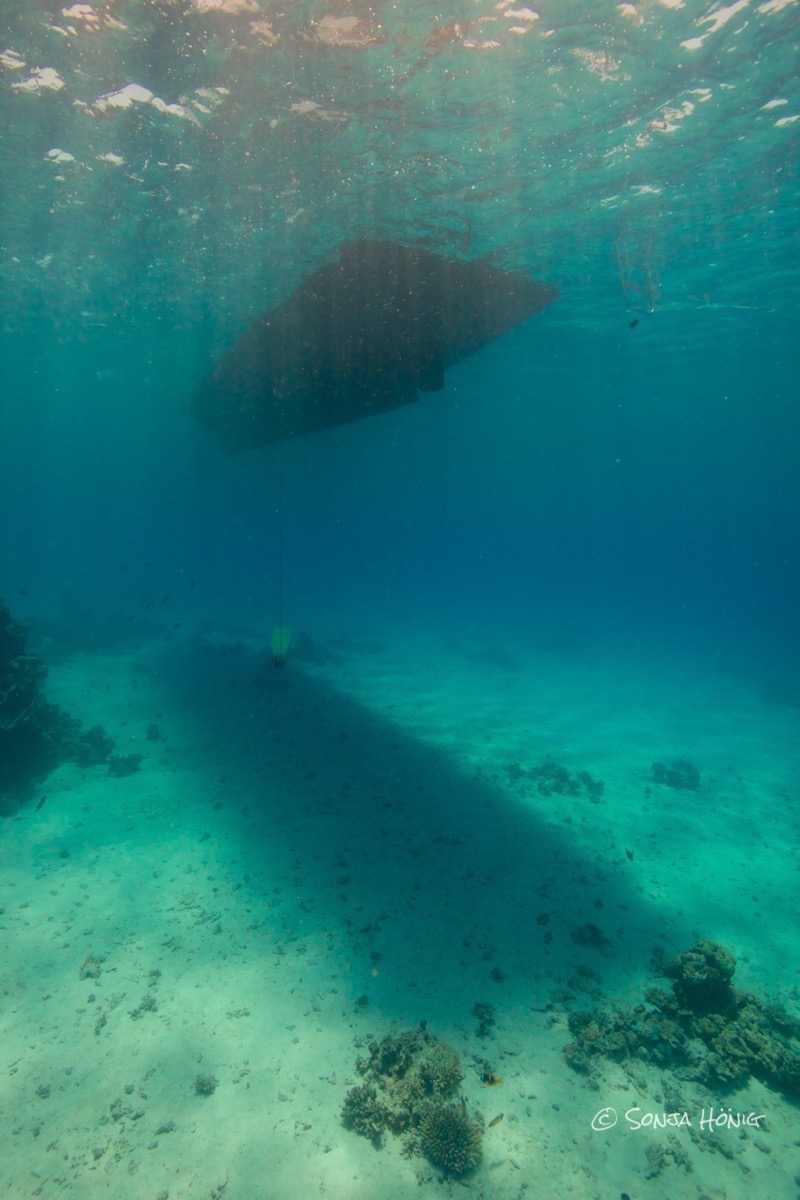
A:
[[1, 3, 799, 1197], [4, 302, 797, 676]]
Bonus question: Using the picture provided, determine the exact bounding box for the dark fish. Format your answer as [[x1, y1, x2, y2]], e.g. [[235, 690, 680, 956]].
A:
[[544, 930, 553, 944], [160, 594, 170, 604], [35, 795, 47, 812], [488, 1113, 504, 1128], [173, 622, 181, 631], [629, 318, 639, 329], [194, 240, 558, 449], [536, 912, 550, 926], [625, 847, 633, 861]]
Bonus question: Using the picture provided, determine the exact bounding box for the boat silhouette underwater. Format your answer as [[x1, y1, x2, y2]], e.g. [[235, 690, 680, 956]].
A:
[[194, 239, 559, 449]]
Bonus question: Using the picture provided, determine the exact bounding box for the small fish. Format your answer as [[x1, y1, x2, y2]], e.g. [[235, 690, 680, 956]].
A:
[[629, 318, 639, 329], [544, 930, 553, 944], [460, 1097, 467, 1117], [625, 847, 633, 861], [480, 1073, 503, 1087], [17, 588, 29, 595], [160, 594, 170, 604], [35, 795, 47, 812], [173, 622, 181, 631], [536, 912, 550, 926], [488, 1113, 504, 1128]]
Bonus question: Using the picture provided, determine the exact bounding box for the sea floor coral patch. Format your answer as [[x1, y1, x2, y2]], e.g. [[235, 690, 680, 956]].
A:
[[342, 1024, 484, 1177]]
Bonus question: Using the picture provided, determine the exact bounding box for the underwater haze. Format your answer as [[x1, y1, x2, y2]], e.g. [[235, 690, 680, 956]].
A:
[[1, 3, 799, 1199]]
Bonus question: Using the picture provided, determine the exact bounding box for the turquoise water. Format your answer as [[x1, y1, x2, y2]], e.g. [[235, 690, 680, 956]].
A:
[[1, 3, 799, 1198], [2, 1, 798, 665]]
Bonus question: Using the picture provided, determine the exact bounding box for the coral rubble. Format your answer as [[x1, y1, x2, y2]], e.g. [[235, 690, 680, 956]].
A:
[[563, 940, 800, 1097], [651, 759, 700, 790], [507, 757, 605, 799]]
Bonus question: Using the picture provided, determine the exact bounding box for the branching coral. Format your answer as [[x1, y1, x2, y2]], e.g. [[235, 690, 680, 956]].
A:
[[418, 1102, 483, 1176], [341, 1083, 388, 1144], [418, 1040, 463, 1097]]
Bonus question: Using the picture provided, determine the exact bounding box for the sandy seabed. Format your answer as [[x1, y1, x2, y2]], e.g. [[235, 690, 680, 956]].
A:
[[2, 626, 798, 1200]]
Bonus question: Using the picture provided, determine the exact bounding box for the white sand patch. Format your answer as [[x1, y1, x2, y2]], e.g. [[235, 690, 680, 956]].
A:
[[2, 634, 797, 1198]]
